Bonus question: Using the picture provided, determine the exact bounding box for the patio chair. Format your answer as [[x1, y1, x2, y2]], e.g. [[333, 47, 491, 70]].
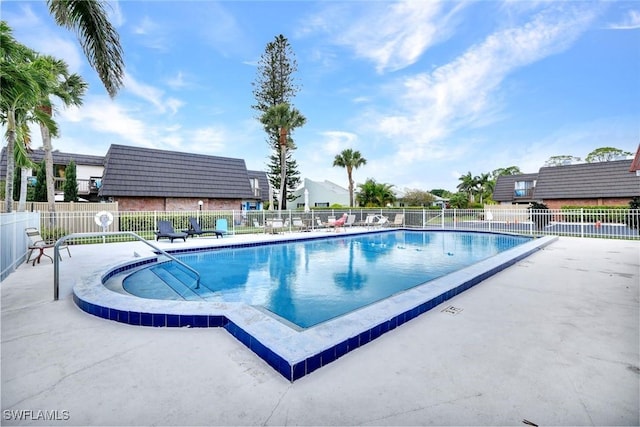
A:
[[329, 214, 349, 232], [292, 217, 308, 231], [373, 216, 389, 227], [155, 220, 187, 242], [184, 217, 223, 239], [357, 214, 377, 228], [345, 214, 356, 227], [265, 218, 284, 234], [215, 218, 235, 235], [25, 227, 71, 266], [390, 214, 404, 227], [315, 218, 327, 230]]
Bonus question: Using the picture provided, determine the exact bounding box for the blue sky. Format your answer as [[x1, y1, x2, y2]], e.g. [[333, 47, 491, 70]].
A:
[[3, 1, 639, 193]]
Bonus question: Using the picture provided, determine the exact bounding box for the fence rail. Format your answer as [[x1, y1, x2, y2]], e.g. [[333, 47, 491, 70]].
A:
[[3, 207, 638, 282], [12, 207, 639, 244]]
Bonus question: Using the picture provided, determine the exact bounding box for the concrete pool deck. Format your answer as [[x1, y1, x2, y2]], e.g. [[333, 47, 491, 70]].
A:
[[1, 233, 639, 426]]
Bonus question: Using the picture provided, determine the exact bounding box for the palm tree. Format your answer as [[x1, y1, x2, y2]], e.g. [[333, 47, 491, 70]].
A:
[[46, 0, 124, 98], [356, 178, 395, 207], [475, 172, 491, 205], [457, 171, 476, 204], [260, 103, 306, 215], [14, 113, 36, 211], [36, 55, 87, 214], [333, 148, 366, 207], [1, 22, 57, 212]]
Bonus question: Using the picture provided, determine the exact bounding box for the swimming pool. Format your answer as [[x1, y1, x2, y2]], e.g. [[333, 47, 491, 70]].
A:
[[123, 231, 531, 328], [73, 230, 557, 381]]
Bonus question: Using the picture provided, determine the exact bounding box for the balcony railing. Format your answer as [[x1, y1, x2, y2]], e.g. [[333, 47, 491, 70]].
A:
[[54, 178, 96, 195], [514, 188, 534, 198]]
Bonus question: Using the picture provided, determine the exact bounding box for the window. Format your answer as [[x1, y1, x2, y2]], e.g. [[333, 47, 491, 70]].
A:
[[514, 180, 534, 197], [314, 202, 329, 207]]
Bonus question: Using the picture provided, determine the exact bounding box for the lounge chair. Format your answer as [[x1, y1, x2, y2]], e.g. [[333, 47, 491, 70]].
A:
[[357, 214, 376, 228], [292, 217, 308, 231], [329, 213, 348, 231], [155, 220, 187, 242], [215, 218, 234, 235], [345, 214, 356, 227], [265, 218, 284, 234], [253, 220, 265, 229], [25, 227, 71, 266], [184, 217, 223, 239], [373, 216, 389, 227], [390, 214, 404, 227]]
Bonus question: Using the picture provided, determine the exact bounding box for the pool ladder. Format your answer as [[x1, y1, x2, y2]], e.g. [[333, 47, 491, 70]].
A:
[[53, 231, 200, 301]]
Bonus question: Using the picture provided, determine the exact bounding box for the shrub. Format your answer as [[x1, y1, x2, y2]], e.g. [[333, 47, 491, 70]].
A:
[[529, 202, 550, 230], [41, 226, 68, 243]]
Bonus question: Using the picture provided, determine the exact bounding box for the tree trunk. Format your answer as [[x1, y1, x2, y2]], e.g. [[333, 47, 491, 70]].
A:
[[40, 121, 56, 215], [17, 167, 28, 211], [279, 144, 287, 216], [4, 109, 16, 213], [278, 127, 288, 214], [347, 167, 354, 207]]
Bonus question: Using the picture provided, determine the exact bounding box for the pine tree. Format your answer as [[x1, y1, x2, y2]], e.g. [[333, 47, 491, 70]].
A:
[[63, 159, 78, 202], [252, 34, 303, 209]]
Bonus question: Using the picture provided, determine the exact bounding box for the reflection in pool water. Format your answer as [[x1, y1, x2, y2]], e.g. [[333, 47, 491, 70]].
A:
[[123, 231, 530, 328]]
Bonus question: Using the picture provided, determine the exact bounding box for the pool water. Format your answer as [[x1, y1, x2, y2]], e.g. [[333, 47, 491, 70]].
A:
[[123, 231, 531, 328]]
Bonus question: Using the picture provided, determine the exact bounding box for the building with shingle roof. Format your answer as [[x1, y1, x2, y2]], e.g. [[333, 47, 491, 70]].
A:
[[99, 144, 266, 211], [493, 173, 539, 204], [493, 160, 640, 208], [630, 145, 640, 175], [0, 147, 105, 201], [247, 170, 270, 208]]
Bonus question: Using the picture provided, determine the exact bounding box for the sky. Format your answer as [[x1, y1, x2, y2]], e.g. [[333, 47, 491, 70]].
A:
[[2, 0, 639, 193]]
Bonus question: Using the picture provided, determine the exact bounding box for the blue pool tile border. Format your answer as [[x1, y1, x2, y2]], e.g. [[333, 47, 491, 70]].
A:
[[73, 231, 557, 382]]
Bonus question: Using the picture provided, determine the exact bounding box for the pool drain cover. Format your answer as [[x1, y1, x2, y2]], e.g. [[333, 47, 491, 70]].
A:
[[442, 305, 463, 315]]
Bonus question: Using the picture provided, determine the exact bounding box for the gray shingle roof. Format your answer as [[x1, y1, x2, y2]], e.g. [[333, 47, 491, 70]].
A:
[[0, 147, 104, 177], [533, 160, 640, 199], [99, 145, 256, 199], [493, 173, 538, 202]]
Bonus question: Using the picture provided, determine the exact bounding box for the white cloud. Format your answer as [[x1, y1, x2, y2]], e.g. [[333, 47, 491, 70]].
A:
[[4, 4, 85, 74], [132, 16, 157, 35], [166, 71, 189, 89], [318, 131, 359, 154], [365, 4, 599, 165], [319, 1, 463, 73], [130, 15, 171, 51], [189, 127, 226, 153], [123, 74, 183, 114], [106, 0, 125, 27], [607, 10, 640, 30], [59, 99, 153, 148]]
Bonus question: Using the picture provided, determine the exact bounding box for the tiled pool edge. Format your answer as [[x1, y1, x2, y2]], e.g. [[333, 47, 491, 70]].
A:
[[73, 233, 558, 382]]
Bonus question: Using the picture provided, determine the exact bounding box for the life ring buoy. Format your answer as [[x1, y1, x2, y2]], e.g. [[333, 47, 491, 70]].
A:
[[95, 211, 114, 229]]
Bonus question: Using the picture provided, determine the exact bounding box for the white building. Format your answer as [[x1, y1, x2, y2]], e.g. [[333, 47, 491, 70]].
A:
[[290, 178, 350, 208]]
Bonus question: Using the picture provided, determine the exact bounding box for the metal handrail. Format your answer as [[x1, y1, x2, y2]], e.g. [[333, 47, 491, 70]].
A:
[[53, 231, 200, 301]]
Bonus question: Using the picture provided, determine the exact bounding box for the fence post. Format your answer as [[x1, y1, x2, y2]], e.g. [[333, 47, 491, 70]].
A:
[[580, 208, 584, 238]]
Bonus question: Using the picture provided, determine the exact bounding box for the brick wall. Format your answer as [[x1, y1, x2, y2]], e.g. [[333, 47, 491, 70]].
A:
[[115, 197, 243, 211], [543, 198, 633, 209]]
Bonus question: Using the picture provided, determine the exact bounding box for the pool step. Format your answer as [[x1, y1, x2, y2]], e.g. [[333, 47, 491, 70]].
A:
[[151, 263, 203, 300]]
